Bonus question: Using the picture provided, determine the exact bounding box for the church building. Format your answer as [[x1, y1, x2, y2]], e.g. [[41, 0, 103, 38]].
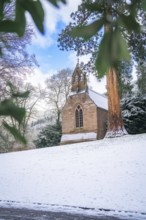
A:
[[60, 64, 108, 145]]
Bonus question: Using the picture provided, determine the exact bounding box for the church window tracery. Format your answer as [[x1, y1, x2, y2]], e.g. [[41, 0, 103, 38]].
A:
[[75, 105, 83, 128]]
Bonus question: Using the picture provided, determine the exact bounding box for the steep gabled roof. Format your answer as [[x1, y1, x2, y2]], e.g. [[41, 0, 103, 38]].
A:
[[88, 89, 108, 110], [68, 89, 108, 111]]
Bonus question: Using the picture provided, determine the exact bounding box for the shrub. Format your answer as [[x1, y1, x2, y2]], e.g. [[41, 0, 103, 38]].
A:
[[121, 95, 146, 134], [34, 122, 62, 148]]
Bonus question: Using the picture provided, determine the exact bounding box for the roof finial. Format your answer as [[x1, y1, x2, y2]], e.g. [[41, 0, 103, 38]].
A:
[[77, 50, 80, 66], [77, 54, 80, 67]]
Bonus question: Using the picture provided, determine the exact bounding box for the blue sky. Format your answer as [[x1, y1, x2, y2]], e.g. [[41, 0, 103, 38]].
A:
[[27, 1, 80, 71], [27, 20, 75, 73], [24, 0, 106, 116], [26, 0, 106, 93]]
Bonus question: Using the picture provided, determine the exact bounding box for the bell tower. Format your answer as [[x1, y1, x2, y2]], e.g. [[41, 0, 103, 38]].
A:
[[71, 63, 87, 92]]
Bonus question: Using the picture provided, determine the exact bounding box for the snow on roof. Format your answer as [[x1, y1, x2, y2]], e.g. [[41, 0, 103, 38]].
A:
[[68, 89, 108, 110], [88, 89, 108, 110]]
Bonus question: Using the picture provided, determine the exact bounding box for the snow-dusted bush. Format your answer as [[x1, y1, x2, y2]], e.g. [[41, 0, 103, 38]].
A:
[[121, 95, 146, 134], [34, 122, 62, 148]]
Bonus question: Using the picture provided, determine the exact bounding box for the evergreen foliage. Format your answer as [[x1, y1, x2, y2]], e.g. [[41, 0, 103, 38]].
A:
[[122, 95, 146, 134], [136, 61, 146, 95], [116, 61, 133, 99], [34, 122, 62, 148], [58, 0, 145, 77]]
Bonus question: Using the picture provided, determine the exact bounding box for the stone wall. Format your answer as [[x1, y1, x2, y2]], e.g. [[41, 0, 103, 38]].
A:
[[62, 93, 98, 135], [97, 108, 108, 139]]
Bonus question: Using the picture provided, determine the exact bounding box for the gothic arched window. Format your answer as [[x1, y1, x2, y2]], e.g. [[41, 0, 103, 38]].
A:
[[75, 105, 83, 128]]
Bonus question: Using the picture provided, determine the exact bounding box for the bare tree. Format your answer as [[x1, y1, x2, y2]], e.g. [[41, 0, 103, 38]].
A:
[[0, 1, 39, 145], [11, 83, 44, 135], [45, 68, 72, 123], [0, 1, 37, 99], [0, 82, 45, 152]]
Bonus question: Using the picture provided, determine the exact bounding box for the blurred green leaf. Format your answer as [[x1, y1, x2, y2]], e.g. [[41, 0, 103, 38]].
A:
[[112, 28, 130, 62], [96, 28, 130, 77], [7, 81, 30, 98], [96, 32, 111, 78], [0, 0, 67, 38], [17, 0, 44, 34], [0, 100, 26, 123], [0, 0, 5, 19], [70, 18, 105, 40], [128, 1, 139, 16], [118, 14, 141, 33], [0, 0, 10, 18], [3, 121, 27, 144], [84, 2, 104, 13], [15, 1, 26, 37], [60, 0, 66, 3], [0, 20, 18, 33], [47, 0, 66, 7], [7, 81, 16, 94], [0, 1, 26, 37], [12, 91, 30, 98], [141, 0, 146, 11]]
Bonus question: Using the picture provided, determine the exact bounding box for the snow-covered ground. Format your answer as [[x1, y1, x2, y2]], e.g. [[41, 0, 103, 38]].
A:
[[0, 134, 146, 219]]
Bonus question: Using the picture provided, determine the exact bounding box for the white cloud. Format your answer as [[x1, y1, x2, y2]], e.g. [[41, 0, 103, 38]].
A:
[[25, 68, 57, 87], [58, 0, 81, 24], [26, 66, 106, 95], [32, 31, 54, 48], [27, 0, 81, 48], [68, 52, 77, 67], [88, 74, 107, 94], [42, 0, 81, 32], [42, 1, 60, 34], [68, 52, 91, 67]]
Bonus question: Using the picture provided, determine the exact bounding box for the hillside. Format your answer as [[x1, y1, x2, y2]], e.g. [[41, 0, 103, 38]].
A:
[[0, 134, 146, 219]]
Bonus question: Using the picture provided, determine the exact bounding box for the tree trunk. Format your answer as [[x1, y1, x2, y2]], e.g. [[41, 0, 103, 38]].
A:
[[56, 110, 61, 125], [105, 67, 127, 137], [104, 7, 127, 138]]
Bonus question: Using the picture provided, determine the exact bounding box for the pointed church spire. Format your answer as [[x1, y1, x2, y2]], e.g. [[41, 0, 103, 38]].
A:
[[71, 63, 87, 93]]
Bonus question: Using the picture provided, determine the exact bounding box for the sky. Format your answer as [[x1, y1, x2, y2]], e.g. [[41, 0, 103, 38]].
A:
[[26, 0, 106, 94]]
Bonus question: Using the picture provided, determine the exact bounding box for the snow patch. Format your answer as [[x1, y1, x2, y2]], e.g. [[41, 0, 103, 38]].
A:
[[0, 133, 146, 219], [61, 132, 97, 143], [0, 199, 146, 219], [105, 127, 128, 138]]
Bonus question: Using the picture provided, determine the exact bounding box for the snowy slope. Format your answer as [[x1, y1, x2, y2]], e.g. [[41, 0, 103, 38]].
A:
[[0, 134, 146, 219]]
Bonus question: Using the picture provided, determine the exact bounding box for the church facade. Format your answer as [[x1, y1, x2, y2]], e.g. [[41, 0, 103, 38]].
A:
[[60, 64, 108, 145]]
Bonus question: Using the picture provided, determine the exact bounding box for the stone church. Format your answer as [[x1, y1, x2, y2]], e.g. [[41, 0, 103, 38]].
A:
[[60, 64, 108, 145]]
